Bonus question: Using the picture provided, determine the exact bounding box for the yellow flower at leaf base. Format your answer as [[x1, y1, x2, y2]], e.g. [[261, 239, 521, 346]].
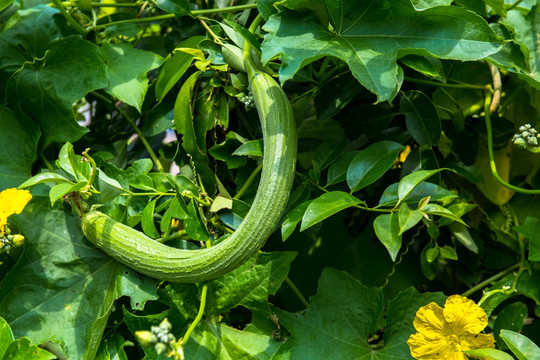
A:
[[0, 188, 32, 235], [408, 294, 495, 360]]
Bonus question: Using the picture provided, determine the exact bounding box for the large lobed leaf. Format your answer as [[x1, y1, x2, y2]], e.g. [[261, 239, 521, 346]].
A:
[[0, 197, 157, 359], [262, 0, 502, 101], [272, 268, 445, 359], [0, 106, 40, 189]]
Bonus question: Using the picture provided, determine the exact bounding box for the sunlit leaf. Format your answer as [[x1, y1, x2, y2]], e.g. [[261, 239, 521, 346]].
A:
[[300, 191, 361, 231], [347, 141, 405, 192], [262, 0, 502, 101]]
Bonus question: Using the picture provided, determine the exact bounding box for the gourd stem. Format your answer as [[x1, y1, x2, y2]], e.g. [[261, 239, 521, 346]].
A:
[[243, 14, 263, 76], [483, 92, 540, 194]]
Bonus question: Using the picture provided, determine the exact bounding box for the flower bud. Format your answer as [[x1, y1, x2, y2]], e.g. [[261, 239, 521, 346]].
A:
[[159, 318, 172, 331], [11, 234, 25, 247], [155, 342, 167, 355], [135, 330, 158, 347]]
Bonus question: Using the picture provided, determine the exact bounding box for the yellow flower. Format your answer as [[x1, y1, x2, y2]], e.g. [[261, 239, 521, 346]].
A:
[[0, 188, 32, 235], [408, 294, 495, 360]]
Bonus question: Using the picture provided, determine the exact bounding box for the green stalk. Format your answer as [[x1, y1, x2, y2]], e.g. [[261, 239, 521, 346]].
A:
[[51, 0, 87, 34], [114, 106, 165, 173], [483, 92, 540, 194], [461, 263, 519, 298], [182, 283, 208, 345], [285, 277, 310, 308], [40, 154, 55, 172], [404, 76, 488, 90], [91, 2, 141, 6], [234, 162, 262, 200], [93, 3, 257, 29]]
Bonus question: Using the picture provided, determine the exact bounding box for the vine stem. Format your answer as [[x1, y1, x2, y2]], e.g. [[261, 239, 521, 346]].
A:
[[51, 0, 87, 34], [404, 76, 489, 90], [40, 154, 55, 172], [234, 162, 262, 200], [461, 263, 519, 298], [91, 91, 165, 173], [91, 1, 141, 6], [92, 3, 257, 29], [285, 277, 310, 308], [483, 92, 540, 194], [181, 283, 208, 345], [116, 106, 165, 172]]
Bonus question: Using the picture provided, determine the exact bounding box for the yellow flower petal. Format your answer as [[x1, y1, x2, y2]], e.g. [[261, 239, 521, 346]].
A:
[[413, 302, 446, 334], [443, 295, 488, 334], [460, 333, 495, 351], [408, 332, 448, 359], [0, 188, 32, 234]]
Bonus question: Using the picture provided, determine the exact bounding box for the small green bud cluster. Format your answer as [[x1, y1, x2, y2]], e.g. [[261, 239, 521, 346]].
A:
[[135, 318, 176, 355], [237, 92, 255, 109], [512, 124, 540, 152], [0, 234, 25, 253]]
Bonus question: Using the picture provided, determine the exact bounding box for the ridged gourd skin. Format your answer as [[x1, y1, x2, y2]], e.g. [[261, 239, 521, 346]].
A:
[[81, 66, 297, 283]]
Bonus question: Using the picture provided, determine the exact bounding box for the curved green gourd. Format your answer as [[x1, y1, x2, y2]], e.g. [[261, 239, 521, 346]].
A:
[[81, 32, 297, 283]]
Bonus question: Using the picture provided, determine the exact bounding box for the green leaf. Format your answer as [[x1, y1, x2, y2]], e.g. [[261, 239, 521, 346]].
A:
[[312, 138, 347, 172], [281, 201, 311, 241], [421, 242, 439, 280], [493, 302, 527, 349], [209, 132, 248, 169], [378, 181, 457, 207], [448, 222, 479, 254], [19, 172, 72, 189], [300, 191, 361, 231], [141, 199, 159, 238], [400, 90, 441, 146], [273, 269, 446, 359], [96, 334, 129, 360], [397, 168, 448, 204], [439, 245, 458, 260], [500, 7, 540, 88], [100, 42, 163, 112], [422, 203, 467, 226], [0, 197, 157, 360], [3, 337, 55, 359], [6, 36, 108, 147], [326, 150, 360, 186], [347, 141, 405, 192], [155, 36, 205, 101], [0, 6, 61, 71], [232, 140, 263, 157], [410, 0, 452, 10], [373, 213, 402, 261], [155, 0, 191, 15], [398, 203, 423, 235], [262, 0, 502, 101], [56, 142, 79, 180], [206, 252, 296, 315], [184, 200, 210, 242], [0, 316, 14, 358], [184, 321, 280, 360], [49, 182, 78, 206], [465, 348, 515, 360], [400, 55, 446, 82], [0, 106, 40, 189], [500, 329, 540, 360], [514, 217, 540, 261], [174, 71, 213, 190], [0, 0, 14, 12]]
